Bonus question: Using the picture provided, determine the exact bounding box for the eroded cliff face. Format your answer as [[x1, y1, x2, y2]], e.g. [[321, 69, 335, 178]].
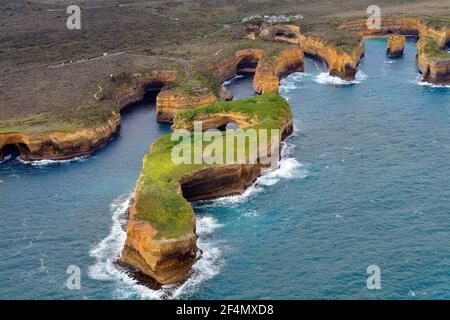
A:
[[340, 18, 450, 84], [208, 48, 265, 83], [249, 23, 363, 81], [0, 112, 121, 162], [299, 33, 364, 81], [417, 37, 450, 84], [387, 34, 406, 57], [113, 71, 177, 110], [121, 106, 294, 285], [156, 89, 218, 123], [121, 188, 198, 285], [253, 47, 304, 94], [208, 47, 304, 95]]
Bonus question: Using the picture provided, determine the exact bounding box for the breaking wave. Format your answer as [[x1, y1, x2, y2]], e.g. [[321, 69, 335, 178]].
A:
[[88, 193, 225, 300], [416, 74, 450, 88], [314, 70, 367, 86]]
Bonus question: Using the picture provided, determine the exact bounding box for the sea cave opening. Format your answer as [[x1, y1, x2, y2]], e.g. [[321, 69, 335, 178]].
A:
[[237, 56, 260, 75], [0, 143, 31, 162], [120, 81, 168, 115], [217, 122, 240, 131]]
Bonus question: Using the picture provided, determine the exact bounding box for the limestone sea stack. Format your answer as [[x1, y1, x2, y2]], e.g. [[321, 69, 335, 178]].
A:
[[387, 34, 406, 57]]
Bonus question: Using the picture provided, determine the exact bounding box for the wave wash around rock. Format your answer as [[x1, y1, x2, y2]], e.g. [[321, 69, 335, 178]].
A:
[[121, 94, 293, 285]]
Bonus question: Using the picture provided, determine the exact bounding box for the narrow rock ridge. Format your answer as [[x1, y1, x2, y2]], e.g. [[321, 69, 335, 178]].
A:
[[252, 17, 449, 83], [387, 34, 406, 57], [0, 113, 121, 162]]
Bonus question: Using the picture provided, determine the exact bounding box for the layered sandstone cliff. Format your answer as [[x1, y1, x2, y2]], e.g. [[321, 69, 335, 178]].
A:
[[207, 47, 304, 95], [387, 34, 406, 57], [156, 89, 218, 123], [298, 33, 364, 81], [249, 23, 364, 81], [112, 71, 177, 110]]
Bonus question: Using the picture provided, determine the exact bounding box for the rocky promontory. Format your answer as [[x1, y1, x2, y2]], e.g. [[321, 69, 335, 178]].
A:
[[121, 94, 293, 284]]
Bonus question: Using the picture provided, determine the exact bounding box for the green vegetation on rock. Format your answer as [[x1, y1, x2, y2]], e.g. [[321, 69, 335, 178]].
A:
[[418, 37, 450, 59]]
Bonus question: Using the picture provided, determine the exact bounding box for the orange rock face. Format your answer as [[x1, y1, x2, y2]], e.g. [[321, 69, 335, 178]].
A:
[[113, 71, 177, 111], [121, 188, 197, 285], [121, 119, 294, 285], [249, 23, 363, 81], [417, 38, 450, 85], [298, 33, 364, 81], [340, 18, 450, 50]]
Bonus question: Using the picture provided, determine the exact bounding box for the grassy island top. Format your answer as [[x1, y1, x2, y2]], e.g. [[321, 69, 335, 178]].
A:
[[133, 93, 292, 239], [417, 37, 450, 59]]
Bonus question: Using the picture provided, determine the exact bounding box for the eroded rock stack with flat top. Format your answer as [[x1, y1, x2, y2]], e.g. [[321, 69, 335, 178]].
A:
[[387, 34, 406, 57]]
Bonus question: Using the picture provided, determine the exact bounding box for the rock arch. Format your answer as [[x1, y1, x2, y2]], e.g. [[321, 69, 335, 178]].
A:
[[234, 49, 265, 76]]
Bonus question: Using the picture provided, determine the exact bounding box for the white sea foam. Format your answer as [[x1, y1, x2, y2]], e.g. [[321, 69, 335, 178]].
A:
[[223, 75, 244, 86], [314, 70, 367, 86], [416, 74, 450, 88], [88, 193, 225, 300], [279, 72, 310, 95], [19, 156, 88, 166]]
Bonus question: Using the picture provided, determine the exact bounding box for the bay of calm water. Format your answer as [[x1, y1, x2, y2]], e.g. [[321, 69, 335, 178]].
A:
[[0, 38, 449, 299]]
